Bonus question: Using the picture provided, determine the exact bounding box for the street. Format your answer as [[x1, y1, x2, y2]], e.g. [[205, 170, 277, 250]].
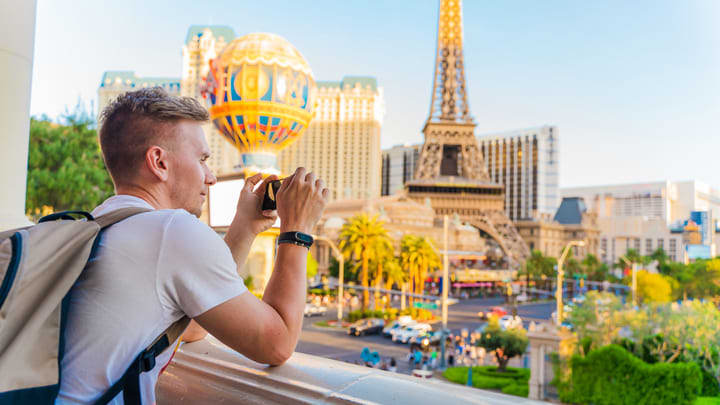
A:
[[296, 297, 554, 375]]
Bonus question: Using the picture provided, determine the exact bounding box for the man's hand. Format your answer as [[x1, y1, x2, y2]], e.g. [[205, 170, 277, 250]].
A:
[[230, 173, 279, 236], [276, 167, 329, 234]]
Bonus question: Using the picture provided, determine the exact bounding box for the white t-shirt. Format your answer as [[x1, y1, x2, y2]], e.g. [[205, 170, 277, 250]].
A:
[[57, 195, 247, 404]]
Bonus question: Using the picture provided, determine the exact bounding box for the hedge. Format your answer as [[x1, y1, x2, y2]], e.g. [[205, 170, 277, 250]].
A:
[[566, 344, 702, 405], [501, 383, 529, 397], [443, 366, 529, 397]]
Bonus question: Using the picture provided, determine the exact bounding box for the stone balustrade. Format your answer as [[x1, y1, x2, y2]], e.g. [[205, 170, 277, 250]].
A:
[[157, 335, 549, 405]]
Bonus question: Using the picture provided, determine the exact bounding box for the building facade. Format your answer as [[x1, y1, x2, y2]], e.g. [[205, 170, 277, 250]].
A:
[[181, 25, 238, 176], [381, 143, 420, 196], [560, 180, 720, 226], [277, 77, 384, 201], [477, 126, 560, 221], [515, 197, 600, 260], [97, 71, 180, 117], [561, 180, 720, 264]]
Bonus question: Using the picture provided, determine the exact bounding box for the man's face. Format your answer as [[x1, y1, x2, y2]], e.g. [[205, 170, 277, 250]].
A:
[[166, 120, 217, 217]]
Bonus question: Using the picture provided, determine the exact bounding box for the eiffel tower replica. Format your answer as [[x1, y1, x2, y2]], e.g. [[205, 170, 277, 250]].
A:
[[405, 0, 530, 267]]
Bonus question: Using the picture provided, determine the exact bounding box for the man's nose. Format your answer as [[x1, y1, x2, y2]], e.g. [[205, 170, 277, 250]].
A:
[[206, 171, 217, 185]]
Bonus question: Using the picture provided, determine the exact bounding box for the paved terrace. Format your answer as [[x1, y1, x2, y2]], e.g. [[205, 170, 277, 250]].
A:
[[158, 335, 550, 404]]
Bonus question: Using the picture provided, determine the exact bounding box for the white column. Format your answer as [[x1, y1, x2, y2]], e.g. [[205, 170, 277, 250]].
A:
[[0, 0, 37, 230]]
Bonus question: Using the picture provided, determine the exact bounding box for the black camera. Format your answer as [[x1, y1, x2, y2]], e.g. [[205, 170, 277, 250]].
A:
[[262, 179, 282, 211]]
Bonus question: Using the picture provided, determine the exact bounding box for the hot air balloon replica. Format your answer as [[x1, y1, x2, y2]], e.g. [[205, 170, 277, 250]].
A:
[[202, 32, 316, 175], [202, 33, 316, 292]]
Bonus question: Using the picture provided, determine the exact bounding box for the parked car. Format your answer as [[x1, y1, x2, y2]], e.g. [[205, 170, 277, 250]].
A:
[[477, 306, 507, 320], [382, 316, 415, 338], [303, 303, 327, 317], [392, 323, 432, 344], [348, 318, 385, 336]]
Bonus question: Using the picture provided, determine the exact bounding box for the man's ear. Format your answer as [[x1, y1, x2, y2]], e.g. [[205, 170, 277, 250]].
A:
[[145, 146, 170, 182]]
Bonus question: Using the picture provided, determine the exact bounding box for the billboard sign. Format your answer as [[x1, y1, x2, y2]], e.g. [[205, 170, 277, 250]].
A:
[[686, 244, 712, 260]]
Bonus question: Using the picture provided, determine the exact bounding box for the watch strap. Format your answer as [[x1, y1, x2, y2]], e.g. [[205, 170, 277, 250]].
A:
[[278, 231, 314, 248]]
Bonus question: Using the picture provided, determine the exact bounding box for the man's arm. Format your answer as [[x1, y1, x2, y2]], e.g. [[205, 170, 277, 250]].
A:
[[193, 243, 307, 364], [193, 168, 327, 365]]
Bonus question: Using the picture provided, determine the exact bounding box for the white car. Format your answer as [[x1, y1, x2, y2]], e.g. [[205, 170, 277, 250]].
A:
[[499, 315, 522, 330], [392, 323, 432, 344], [383, 316, 415, 338], [303, 303, 327, 317]]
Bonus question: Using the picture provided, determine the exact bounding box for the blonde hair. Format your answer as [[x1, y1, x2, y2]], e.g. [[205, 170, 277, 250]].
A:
[[98, 87, 209, 185]]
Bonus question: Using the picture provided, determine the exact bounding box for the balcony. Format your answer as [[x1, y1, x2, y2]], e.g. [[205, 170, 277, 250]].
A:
[[157, 335, 549, 405]]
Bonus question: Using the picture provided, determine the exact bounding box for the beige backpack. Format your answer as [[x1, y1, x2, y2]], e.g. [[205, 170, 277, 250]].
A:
[[0, 208, 189, 405]]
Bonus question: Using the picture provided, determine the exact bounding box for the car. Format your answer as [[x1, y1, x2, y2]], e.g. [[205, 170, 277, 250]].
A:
[[382, 316, 415, 338], [409, 329, 451, 351], [303, 303, 327, 317], [477, 306, 508, 320], [499, 315, 522, 330], [347, 318, 385, 336], [392, 323, 432, 344]]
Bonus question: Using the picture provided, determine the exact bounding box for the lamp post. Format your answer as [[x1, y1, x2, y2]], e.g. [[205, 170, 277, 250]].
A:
[[313, 235, 345, 322], [440, 215, 449, 368], [556, 240, 585, 326], [618, 255, 637, 306]]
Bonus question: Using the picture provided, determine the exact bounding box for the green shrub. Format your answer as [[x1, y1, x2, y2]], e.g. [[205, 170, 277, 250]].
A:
[[700, 368, 720, 397], [473, 366, 530, 382], [346, 309, 396, 323], [501, 383, 529, 397], [567, 344, 702, 405], [694, 397, 720, 405], [442, 366, 529, 392], [442, 366, 468, 384], [472, 375, 514, 389]]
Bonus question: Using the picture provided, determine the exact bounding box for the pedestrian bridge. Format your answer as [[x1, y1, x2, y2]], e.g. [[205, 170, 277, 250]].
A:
[[157, 335, 549, 404]]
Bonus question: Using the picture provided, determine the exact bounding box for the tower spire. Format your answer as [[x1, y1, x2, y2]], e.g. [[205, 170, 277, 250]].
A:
[[428, 0, 472, 123]]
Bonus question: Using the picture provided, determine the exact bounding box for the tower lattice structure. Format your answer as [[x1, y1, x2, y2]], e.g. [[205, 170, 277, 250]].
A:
[[407, 0, 530, 267]]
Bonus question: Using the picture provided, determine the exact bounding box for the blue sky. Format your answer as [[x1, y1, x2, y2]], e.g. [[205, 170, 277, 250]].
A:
[[31, 0, 720, 188]]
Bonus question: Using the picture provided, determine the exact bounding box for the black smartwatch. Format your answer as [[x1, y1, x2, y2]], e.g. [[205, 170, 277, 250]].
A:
[[278, 231, 314, 249]]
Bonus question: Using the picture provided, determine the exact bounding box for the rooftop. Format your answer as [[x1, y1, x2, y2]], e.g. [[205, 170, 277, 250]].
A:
[[553, 197, 587, 225], [100, 71, 179, 88], [317, 76, 378, 91], [185, 25, 236, 45]]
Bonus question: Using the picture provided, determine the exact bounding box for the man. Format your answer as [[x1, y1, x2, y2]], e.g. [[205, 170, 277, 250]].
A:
[[57, 87, 328, 404]]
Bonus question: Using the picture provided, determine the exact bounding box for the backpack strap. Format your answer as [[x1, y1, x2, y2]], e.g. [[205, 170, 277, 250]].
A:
[[93, 316, 191, 405], [94, 207, 154, 229]]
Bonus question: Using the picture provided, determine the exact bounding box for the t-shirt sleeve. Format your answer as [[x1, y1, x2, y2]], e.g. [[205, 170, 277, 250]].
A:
[[156, 210, 248, 318]]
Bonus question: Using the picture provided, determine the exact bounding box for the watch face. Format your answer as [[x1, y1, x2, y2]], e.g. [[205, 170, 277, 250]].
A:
[[296, 232, 313, 243]]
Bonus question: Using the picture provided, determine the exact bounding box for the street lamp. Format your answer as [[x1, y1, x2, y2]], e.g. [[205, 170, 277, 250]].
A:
[[556, 240, 585, 326], [618, 255, 637, 307], [313, 235, 345, 322]]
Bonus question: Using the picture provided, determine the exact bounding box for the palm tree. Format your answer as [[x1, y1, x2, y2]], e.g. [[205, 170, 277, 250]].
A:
[[383, 258, 406, 309], [370, 237, 394, 310], [401, 235, 422, 308], [401, 235, 441, 306], [416, 237, 441, 297], [338, 214, 391, 311]]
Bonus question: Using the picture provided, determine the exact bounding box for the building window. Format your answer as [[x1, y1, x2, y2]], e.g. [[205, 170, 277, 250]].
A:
[[657, 239, 664, 251], [645, 238, 652, 255]]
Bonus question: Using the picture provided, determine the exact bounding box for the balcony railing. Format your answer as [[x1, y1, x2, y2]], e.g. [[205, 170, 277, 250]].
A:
[[157, 336, 549, 404]]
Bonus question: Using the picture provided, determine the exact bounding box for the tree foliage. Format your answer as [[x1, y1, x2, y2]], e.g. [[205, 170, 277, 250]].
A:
[[338, 214, 391, 311], [400, 234, 440, 307], [476, 317, 529, 372], [26, 114, 113, 220], [306, 251, 318, 280], [635, 270, 672, 303]]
